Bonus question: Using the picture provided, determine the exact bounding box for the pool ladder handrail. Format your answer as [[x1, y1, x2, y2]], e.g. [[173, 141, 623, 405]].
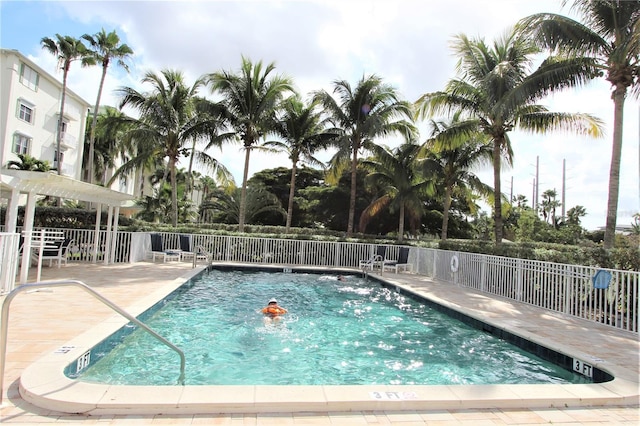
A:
[[192, 244, 213, 268], [0, 279, 186, 404]]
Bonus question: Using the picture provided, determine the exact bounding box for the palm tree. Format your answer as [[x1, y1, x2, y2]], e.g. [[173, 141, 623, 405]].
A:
[[82, 29, 133, 185], [267, 95, 334, 232], [83, 106, 130, 184], [6, 153, 51, 172], [519, 0, 640, 248], [111, 69, 231, 226], [200, 185, 286, 225], [207, 57, 294, 232], [360, 143, 431, 242], [415, 28, 604, 244], [566, 205, 587, 226], [540, 188, 561, 226], [314, 75, 417, 237], [421, 114, 495, 240], [41, 34, 94, 176]]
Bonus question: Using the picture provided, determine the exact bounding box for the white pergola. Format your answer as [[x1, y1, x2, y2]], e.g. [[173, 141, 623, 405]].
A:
[[1, 170, 135, 283]]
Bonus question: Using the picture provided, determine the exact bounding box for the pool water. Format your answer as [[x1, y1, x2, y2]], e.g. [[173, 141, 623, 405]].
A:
[[75, 270, 590, 386]]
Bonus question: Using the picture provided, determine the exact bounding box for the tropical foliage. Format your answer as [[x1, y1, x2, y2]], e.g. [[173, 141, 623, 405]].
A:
[[207, 57, 294, 232], [82, 28, 133, 184], [520, 0, 640, 248], [41, 34, 94, 175], [415, 27, 604, 244], [360, 143, 431, 242], [267, 95, 334, 232], [6, 153, 52, 172], [314, 75, 417, 237], [200, 185, 286, 225], [110, 69, 230, 226], [420, 112, 494, 240]]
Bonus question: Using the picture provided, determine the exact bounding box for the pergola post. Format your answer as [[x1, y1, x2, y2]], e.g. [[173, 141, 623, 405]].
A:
[[93, 203, 102, 264]]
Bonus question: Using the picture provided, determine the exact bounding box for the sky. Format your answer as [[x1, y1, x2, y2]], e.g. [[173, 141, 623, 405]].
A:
[[1, 0, 638, 231]]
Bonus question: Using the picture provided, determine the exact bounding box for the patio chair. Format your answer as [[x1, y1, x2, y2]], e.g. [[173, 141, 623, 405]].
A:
[[178, 234, 196, 261], [382, 247, 412, 273], [359, 245, 387, 270], [147, 233, 179, 262], [32, 238, 74, 268]]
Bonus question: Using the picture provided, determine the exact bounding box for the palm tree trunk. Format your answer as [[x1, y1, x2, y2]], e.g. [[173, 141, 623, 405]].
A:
[[285, 163, 297, 232], [603, 88, 626, 249], [57, 68, 69, 177], [55, 67, 70, 207], [347, 143, 358, 237], [442, 186, 452, 240], [397, 203, 405, 243], [238, 146, 252, 232], [492, 139, 503, 244], [169, 156, 178, 227], [88, 66, 108, 185], [186, 138, 196, 200]]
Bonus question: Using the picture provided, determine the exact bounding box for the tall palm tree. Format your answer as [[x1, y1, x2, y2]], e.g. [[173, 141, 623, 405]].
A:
[[360, 143, 431, 242], [82, 29, 133, 184], [207, 57, 294, 232], [267, 95, 334, 232], [415, 28, 604, 244], [314, 75, 417, 237], [540, 188, 561, 226], [421, 114, 495, 240], [41, 34, 94, 176], [111, 69, 231, 226], [83, 106, 130, 184], [201, 185, 286, 225], [519, 0, 640, 248]]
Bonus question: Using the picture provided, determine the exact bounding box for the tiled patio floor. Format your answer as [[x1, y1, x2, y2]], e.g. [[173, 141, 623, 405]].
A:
[[1, 262, 638, 425]]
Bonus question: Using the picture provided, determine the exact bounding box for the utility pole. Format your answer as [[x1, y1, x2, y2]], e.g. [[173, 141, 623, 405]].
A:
[[534, 155, 540, 213], [562, 159, 566, 219], [510, 176, 513, 204]]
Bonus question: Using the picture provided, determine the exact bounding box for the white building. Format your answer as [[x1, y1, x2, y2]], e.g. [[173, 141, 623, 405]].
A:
[[0, 48, 90, 179]]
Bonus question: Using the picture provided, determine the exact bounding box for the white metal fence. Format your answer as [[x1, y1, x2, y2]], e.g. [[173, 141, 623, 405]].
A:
[[1, 228, 637, 333]]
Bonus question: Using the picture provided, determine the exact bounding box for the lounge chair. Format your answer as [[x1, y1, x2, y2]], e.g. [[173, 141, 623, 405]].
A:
[[359, 245, 387, 270], [382, 247, 412, 273], [147, 233, 180, 262], [178, 234, 197, 261], [32, 237, 74, 268]]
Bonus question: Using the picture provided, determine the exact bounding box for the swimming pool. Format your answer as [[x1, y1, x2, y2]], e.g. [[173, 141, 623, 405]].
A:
[[68, 268, 594, 386], [20, 263, 635, 416]]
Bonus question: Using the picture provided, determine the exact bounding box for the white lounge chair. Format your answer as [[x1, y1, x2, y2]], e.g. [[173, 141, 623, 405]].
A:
[[359, 246, 387, 270], [382, 247, 412, 273]]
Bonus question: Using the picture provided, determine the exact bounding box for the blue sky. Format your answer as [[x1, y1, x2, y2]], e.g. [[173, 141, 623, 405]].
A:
[[1, 0, 638, 231]]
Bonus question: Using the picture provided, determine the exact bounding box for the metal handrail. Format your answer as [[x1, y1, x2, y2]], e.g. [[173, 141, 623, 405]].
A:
[[0, 279, 186, 403], [192, 244, 212, 268]]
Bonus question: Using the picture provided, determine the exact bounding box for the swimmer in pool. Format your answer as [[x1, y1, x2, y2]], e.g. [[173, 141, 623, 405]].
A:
[[260, 298, 287, 323]]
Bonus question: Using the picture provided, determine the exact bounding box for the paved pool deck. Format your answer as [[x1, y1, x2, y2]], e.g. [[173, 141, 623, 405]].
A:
[[0, 261, 638, 425]]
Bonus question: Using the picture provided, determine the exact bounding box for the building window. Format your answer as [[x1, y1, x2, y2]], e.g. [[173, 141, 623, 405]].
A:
[[13, 133, 31, 155], [57, 119, 68, 135], [19, 63, 39, 91], [53, 150, 64, 168], [18, 100, 34, 123]]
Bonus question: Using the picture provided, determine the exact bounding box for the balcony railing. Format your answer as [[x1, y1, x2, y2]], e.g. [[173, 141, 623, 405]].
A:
[[59, 132, 77, 150]]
